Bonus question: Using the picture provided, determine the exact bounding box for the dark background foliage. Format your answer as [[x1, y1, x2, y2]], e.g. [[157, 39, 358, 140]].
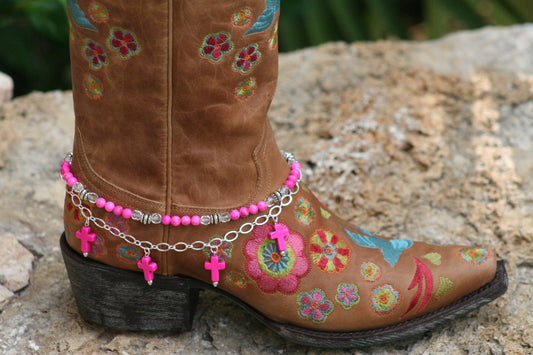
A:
[[0, 0, 531, 97]]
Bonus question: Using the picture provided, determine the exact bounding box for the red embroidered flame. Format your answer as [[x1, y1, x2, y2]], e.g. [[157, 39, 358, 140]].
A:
[[403, 257, 433, 316]]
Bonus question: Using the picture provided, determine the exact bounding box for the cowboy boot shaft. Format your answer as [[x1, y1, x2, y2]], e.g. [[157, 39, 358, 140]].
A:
[[69, 0, 287, 212]]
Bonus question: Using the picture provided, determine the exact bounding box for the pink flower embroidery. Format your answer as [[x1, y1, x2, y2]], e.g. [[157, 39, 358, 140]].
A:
[[109, 28, 140, 59], [297, 289, 333, 324], [83, 40, 107, 69], [244, 222, 309, 294], [200, 32, 233, 63], [233, 44, 261, 74]]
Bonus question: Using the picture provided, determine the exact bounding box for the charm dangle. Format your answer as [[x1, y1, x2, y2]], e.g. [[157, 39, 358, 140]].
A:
[[137, 255, 158, 286], [204, 255, 225, 287], [75, 225, 96, 257], [269, 223, 289, 257]]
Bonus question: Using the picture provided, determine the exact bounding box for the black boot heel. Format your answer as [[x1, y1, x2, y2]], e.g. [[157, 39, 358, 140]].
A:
[[60, 233, 199, 332]]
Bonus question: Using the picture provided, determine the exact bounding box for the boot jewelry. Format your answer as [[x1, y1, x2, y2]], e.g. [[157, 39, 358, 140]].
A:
[[75, 224, 96, 258], [63, 151, 301, 286], [137, 255, 158, 286], [61, 152, 300, 227]]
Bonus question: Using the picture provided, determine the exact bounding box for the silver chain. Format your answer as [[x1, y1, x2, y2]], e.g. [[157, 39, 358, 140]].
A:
[[68, 182, 299, 256]]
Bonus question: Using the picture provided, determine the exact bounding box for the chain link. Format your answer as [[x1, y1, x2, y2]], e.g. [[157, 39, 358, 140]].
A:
[[67, 182, 299, 255]]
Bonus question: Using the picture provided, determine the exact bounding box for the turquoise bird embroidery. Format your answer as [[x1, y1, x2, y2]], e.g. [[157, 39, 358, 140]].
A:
[[67, 0, 97, 31], [245, 0, 280, 35], [343, 227, 413, 267]]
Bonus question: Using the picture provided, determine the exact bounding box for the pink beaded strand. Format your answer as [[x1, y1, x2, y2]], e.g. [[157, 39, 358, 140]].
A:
[[61, 154, 301, 227]]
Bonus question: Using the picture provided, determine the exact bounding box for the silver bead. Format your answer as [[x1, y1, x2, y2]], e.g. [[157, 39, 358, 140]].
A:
[[201, 215, 212, 225], [64, 153, 73, 163], [86, 192, 98, 204], [132, 210, 143, 221], [150, 213, 162, 224], [265, 194, 277, 207], [141, 214, 150, 224], [72, 182, 84, 193], [219, 212, 231, 223]]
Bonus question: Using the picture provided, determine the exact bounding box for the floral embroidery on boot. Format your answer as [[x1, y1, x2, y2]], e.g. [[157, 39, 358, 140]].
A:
[[200, 32, 233, 63], [108, 28, 140, 59]]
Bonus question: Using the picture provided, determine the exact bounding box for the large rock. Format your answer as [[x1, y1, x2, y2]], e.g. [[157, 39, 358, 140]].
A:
[[0, 234, 34, 292], [0, 25, 531, 354]]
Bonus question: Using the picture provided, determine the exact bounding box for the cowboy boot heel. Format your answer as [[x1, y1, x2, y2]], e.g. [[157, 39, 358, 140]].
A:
[[60, 234, 199, 332]]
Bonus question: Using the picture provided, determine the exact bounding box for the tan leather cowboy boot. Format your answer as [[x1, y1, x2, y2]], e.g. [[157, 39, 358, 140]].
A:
[[61, 0, 507, 348]]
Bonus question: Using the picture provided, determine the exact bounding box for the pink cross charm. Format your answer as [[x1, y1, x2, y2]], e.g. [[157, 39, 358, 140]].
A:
[[204, 255, 225, 287], [75, 226, 96, 257], [137, 256, 158, 286], [269, 223, 289, 253]]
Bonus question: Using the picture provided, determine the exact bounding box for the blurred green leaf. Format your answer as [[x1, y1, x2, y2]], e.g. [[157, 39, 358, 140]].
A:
[[0, 0, 530, 96]]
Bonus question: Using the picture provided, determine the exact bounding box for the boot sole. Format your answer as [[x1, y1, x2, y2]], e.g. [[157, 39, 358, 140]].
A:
[[60, 233, 508, 348]]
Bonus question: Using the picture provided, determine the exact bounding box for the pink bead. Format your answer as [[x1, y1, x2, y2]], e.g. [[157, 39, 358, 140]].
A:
[[171, 216, 181, 226], [105, 201, 115, 212], [287, 175, 298, 183], [67, 177, 78, 187], [63, 172, 73, 180], [162, 215, 171, 225], [257, 201, 267, 211], [122, 208, 132, 219], [285, 180, 295, 189], [181, 216, 191, 226], [230, 209, 240, 220], [291, 162, 301, 170], [96, 198, 106, 208], [249, 204, 258, 214], [291, 169, 301, 178], [191, 215, 201, 226], [113, 205, 123, 216], [61, 161, 70, 168], [239, 207, 249, 217]]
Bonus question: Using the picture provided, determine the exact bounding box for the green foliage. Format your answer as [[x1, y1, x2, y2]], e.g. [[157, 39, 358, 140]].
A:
[[278, 0, 533, 51], [0, 0, 531, 96], [0, 0, 70, 96]]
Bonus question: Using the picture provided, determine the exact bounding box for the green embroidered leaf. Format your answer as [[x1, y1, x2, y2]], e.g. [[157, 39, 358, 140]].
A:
[[320, 207, 331, 219], [423, 252, 442, 266], [435, 276, 454, 300]]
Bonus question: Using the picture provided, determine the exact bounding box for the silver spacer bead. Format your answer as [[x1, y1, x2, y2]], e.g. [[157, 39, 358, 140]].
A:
[[141, 213, 151, 224], [64, 152, 73, 163], [79, 189, 89, 201]]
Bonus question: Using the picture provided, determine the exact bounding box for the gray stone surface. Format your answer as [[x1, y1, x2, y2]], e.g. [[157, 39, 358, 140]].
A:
[[0, 234, 34, 293], [0, 25, 532, 354]]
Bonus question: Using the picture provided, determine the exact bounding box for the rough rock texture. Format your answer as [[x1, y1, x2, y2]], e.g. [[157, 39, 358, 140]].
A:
[[0, 25, 532, 354], [0, 234, 34, 293]]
